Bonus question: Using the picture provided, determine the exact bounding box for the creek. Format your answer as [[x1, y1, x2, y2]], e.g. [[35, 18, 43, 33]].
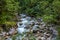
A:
[[0, 14, 58, 40]]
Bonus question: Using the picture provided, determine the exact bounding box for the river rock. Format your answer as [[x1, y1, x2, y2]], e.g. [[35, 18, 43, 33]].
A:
[[17, 28, 25, 34]]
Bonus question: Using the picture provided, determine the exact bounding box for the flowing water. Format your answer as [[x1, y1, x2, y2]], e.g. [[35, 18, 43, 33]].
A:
[[16, 14, 58, 40], [0, 14, 58, 40]]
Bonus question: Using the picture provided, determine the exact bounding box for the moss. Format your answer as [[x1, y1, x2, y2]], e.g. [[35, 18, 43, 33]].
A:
[[5, 21, 16, 26], [0, 21, 16, 31], [4, 21, 16, 28]]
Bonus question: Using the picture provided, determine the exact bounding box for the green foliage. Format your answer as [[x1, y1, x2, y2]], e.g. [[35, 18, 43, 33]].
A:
[[0, 0, 60, 25], [12, 34, 19, 40], [5, 0, 19, 12], [29, 36, 36, 40], [52, 0, 60, 15], [18, 0, 60, 25], [56, 26, 60, 40], [0, 0, 19, 24], [0, 0, 60, 39], [43, 15, 54, 22]]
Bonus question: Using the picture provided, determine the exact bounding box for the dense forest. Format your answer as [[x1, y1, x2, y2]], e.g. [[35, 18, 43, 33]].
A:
[[1, 0, 60, 25], [0, 0, 60, 40]]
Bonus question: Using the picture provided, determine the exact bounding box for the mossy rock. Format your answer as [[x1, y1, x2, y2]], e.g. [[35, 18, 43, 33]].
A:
[[5, 21, 16, 26]]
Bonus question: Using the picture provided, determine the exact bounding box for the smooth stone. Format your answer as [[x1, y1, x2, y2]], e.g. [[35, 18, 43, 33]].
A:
[[26, 17, 31, 20], [47, 36, 52, 40], [35, 22, 40, 25], [2, 32, 6, 36], [41, 37, 46, 40], [32, 25, 39, 30], [39, 25, 45, 29], [6, 37, 12, 40], [37, 18, 43, 22], [49, 27, 58, 37]]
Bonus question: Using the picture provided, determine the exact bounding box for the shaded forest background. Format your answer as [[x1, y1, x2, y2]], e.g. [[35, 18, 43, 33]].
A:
[[0, 0, 60, 40]]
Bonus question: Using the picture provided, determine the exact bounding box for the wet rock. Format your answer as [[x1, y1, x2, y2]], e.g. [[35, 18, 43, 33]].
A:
[[36, 36, 46, 40], [16, 14, 58, 40], [36, 36, 41, 40], [2, 32, 6, 37], [47, 36, 52, 40], [30, 20, 35, 23], [39, 30, 44, 33], [17, 22, 22, 27], [5, 36, 12, 40], [24, 25, 30, 29], [26, 17, 31, 21], [20, 14, 26, 18], [41, 36, 46, 40], [22, 37, 28, 40], [46, 34, 51, 38], [33, 30, 37, 33], [37, 18, 43, 22], [9, 28, 17, 35], [19, 23, 22, 26], [1, 14, 58, 40], [40, 22, 45, 25], [29, 20, 35, 26], [32, 25, 39, 30], [49, 27, 58, 38], [6, 37, 12, 40], [0, 34, 3, 36], [39, 25, 45, 29], [17, 28, 25, 34], [35, 22, 40, 25]]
